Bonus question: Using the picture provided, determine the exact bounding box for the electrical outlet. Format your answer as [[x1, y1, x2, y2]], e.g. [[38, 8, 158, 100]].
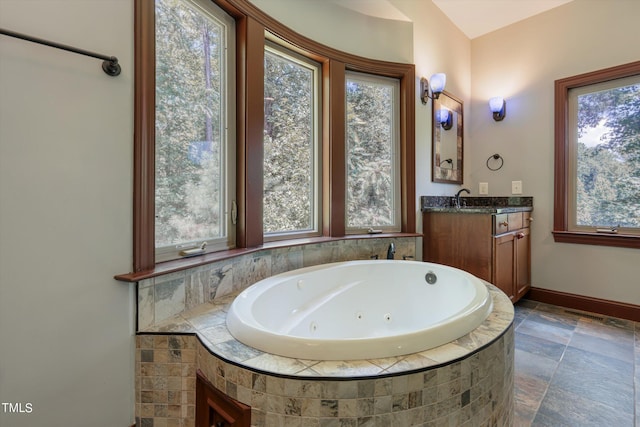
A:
[[512, 180, 523, 194], [479, 182, 489, 195]]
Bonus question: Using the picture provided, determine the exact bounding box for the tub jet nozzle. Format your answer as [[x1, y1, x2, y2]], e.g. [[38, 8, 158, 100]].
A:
[[425, 271, 437, 284]]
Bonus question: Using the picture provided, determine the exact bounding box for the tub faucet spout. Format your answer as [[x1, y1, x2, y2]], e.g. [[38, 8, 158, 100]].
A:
[[387, 243, 396, 259]]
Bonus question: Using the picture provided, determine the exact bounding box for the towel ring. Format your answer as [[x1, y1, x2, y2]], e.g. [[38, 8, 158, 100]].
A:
[[486, 154, 504, 171]]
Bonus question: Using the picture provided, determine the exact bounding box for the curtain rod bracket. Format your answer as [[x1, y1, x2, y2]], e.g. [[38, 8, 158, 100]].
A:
[[102, 58, 121, 77]]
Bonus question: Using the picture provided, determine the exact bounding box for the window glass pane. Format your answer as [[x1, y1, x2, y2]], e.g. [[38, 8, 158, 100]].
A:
[[572, 77, 640, 229], [346, 73, 400, 230], [155, 0, 228, 250], [263, 47, 318, 235]]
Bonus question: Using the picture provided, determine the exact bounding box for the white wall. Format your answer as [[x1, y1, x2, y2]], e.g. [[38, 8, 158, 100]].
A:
[[0, 1, 134, 426], [251, 0, 414, 63], [469, 0, 640, 304]]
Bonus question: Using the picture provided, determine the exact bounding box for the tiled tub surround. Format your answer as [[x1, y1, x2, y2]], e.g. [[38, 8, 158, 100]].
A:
[[136, 283, 515, 426], [137, 237, 417, 330]]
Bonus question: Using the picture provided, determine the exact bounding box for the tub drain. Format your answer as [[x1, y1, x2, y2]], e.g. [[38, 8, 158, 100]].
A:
[[384, 313, 392, 322], [309, 321, 318, 333]]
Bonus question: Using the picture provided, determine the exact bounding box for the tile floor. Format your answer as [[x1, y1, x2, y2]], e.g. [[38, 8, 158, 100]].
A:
[[513, 299, 639, 427]]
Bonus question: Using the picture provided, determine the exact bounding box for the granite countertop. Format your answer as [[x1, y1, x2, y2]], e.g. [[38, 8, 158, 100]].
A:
[[422, 206, 533, 214], [140, 283, 514, 379], [420, 196, 533, 214]]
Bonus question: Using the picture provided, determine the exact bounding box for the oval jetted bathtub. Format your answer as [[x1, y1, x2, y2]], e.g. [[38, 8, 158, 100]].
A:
[[226, 260, 493, 360]]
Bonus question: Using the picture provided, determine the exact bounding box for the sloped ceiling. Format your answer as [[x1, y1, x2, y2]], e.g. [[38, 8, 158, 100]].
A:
[[431, 0, 574, 39], [325, 0, 574, 39]]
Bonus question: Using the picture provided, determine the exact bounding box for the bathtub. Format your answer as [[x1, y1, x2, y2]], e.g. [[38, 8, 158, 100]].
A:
[[226, 260, 493, 360]]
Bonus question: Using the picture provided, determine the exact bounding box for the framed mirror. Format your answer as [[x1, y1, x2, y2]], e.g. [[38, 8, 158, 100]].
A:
[[432, 90, 463, 184]]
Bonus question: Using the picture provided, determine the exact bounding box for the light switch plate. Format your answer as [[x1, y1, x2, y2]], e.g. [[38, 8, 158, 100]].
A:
[[512, 180, 523, 194], [479, 182, 489, 195]]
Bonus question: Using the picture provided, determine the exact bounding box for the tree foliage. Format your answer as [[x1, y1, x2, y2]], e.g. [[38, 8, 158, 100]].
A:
[[263, 50, 314, 234], [576, 82, 640, 228], [154, 0, 402, 243], [346, 77, 396, 228], [155, 0, 225, 247]]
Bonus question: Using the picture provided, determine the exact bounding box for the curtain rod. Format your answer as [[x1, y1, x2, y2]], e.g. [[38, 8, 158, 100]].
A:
[[0, 28, 121, 77]]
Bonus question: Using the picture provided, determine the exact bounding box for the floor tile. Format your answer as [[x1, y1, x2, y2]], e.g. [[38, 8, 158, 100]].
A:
[[514, 372, 548, 424], [568, 330, 634, 362], [516, 315, 574, 346], [527, 310, 579, 330], [514, 348, 558, 382], [575, 316, 635, 342], [513, 301, 639, 427], [550, 347, 634, 414], [515, 331, 566, 362], [534, 385, 633, 427]]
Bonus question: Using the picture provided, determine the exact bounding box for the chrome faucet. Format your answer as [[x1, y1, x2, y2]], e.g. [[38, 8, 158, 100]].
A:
[[454, 188, 470, 208], [386, 243, 395, 259]]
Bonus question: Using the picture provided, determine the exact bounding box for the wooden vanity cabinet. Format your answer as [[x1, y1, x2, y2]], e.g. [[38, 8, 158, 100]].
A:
[[423, 210, 531, 302]]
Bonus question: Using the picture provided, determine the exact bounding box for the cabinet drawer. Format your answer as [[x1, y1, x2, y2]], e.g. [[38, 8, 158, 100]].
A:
[[494, 212, 523, 234], [508, 213, 523, 230], [495, 214, 509, 234]]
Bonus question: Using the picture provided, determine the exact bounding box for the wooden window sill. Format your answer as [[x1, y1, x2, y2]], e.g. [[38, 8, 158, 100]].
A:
[[552, 230, 640, 249]]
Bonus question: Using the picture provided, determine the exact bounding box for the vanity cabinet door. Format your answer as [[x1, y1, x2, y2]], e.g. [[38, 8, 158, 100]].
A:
[[493, 232, 516, 300], [422, 212, 493, 282], [514, 227, 531, 300], [492, 227, 530, 302]]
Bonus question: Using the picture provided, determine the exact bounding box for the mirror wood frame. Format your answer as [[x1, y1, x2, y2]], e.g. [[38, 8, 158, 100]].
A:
[[432, 90, 463, 184]]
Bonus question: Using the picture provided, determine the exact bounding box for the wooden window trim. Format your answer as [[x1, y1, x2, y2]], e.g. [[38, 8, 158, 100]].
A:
[[133, 0, 155, 272], [553, 60, 640, 250], [131, 0, 415, 273]]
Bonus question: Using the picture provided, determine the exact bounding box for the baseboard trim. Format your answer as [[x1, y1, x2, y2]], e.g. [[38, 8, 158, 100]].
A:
[[526, 287, 640, 322]]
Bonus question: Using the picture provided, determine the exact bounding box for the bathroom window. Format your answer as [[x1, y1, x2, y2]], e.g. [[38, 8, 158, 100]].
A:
[[154, 0, 236, 262], [345, 72, 401, 232], [263, 44, 321, 239], [554, 61, 640, 248]]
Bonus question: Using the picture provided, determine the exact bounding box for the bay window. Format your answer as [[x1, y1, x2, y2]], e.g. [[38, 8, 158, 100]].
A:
[[154, 0, 236, 262], [131, 0, 415, 274], [345, 72, 400, 232], [263, 45, 321, 239]]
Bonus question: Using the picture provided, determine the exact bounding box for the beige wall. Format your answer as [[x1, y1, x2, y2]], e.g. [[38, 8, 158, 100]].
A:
[[468, 0, 640, 304], [0, 1, 134, 426]]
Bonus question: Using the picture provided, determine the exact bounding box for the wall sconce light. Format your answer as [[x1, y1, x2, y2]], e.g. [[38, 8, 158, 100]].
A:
[[435, 108, 453, 130], [489, 96, 506, 121], [420, 73, 446, 104]]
